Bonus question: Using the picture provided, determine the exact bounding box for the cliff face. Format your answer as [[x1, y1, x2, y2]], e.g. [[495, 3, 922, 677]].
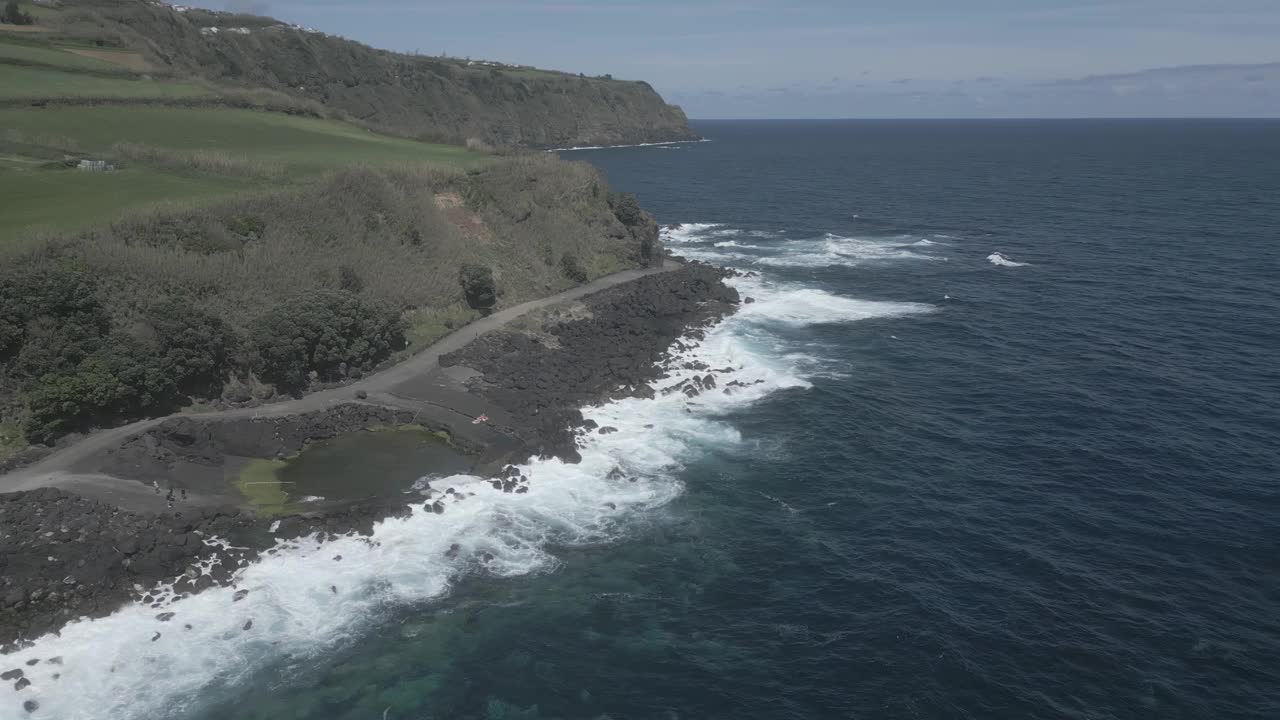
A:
[[74, 1, 697, 148]]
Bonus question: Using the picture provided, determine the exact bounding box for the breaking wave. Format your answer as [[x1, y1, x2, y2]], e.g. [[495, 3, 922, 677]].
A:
[[661, 226, 944, 268], [730, 274, 935, 327], [987, 252, 1030, 267], [3, 256, 940, 720]]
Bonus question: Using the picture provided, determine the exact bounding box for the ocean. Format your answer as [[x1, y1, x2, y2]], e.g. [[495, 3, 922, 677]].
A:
[[11, 120, 1280, 719]]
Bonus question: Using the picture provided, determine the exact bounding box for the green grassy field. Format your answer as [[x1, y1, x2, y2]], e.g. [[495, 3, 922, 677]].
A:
[[0, 64, 208, 99], [0, 104, 482, 242], [0, 167, 251, 243], [0, 106, 476, 170], [0, 38, 126, 71], [16, 1, 61, 20]]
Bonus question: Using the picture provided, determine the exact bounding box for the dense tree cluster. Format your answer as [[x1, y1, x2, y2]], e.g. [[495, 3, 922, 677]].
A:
[[1, 267, 403, 442], [1, 269, 239, 442], [1, 1, 34, 25], [458, 263, 496, 312], [607, 191, 644, 227], [249, 289, 404, 393]]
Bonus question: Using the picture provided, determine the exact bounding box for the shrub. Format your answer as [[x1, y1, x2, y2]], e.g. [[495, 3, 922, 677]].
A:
[[559, 252, 588, 284], [458, 263, 496, 312], [339, 264, 365, 293], [608, 191, 644, 227], [249, 290, 404, 393], [225, 215, 266, 238]]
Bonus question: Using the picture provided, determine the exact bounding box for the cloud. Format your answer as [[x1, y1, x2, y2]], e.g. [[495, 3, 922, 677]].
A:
[[675, 62, 1280, 118]]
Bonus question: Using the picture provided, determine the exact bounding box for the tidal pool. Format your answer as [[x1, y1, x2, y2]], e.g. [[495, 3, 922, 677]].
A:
[[238, 427, 474, 511]]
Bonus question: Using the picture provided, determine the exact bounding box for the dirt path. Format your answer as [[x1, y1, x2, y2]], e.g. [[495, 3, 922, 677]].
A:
[[1, 264, 676, 500]]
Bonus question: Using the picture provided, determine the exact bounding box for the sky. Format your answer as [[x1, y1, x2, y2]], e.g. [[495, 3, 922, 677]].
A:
[[206, 0, 1280, 118]]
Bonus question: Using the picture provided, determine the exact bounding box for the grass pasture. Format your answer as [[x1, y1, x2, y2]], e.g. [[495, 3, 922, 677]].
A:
[[0, 167, 250, 243], [0, 106, 476, 170], [0, 64, 208, 100], [0, 38, 129, 71], [0, 105, 483, 241], [64, 47, 151, 72]]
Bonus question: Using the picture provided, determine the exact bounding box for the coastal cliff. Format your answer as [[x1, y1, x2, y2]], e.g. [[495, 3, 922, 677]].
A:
[[57, 0, 698, 148]]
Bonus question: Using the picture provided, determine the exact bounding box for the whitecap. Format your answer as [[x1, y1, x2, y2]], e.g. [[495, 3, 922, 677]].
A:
[[661, 223, 723, 244], [987, 252, 1030, 267], [729, 274, 935, 327]]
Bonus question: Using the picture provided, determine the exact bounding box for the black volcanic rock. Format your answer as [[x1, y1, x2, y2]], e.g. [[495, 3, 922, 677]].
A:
[[441, 263, 738, 460]]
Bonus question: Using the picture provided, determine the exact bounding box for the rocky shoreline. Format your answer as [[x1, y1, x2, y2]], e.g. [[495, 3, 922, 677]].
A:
[[0, 263, 739, 657]]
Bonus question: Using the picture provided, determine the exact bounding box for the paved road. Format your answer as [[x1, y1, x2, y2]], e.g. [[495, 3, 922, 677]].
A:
[[1, 264, 676, 502]]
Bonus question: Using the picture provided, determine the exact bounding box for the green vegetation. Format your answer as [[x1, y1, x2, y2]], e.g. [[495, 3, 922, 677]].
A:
[[0, 106, 480, 241], [458, 264, 497, 313], [249, 290, 404, 394], [0, 157, 654, 450], [0, 65, 206, 99], [0, 106, 472, 168], [402, 304, 478, 353], [608, 191, 645, 227], [0, 38, 124, 70], [0, 167, 247, 242], [560, 252, 589, 284], [1, 2, 34, 26], [23, 0, 694, 147], [0, 1, 664, 458]]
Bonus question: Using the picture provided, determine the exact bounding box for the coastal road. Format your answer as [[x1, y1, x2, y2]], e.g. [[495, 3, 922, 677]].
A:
[[1, 263, 678, 503]]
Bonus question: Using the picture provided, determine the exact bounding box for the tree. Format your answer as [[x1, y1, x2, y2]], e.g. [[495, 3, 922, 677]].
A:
[[143, 298, 238, 397], [23, 340, 180, 444], [607, 191, 644, 227], [0, 267, 109, 375], [1, 2, 34, 25], [24, 354, 126, 444], [559, 252, 588, 284], [458, 263, 496, 312], [249, 290, 404, 393]]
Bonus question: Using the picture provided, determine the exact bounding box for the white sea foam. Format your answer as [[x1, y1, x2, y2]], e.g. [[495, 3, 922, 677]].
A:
[[987, 252, 1030, 267], [713, 240, 773, 250], [662, 223, 723, 244], [662, 225, 941, 268], [545, 138, 711, 152], [729, 274, 935, 327], [755, 235, 936, 268], [5, 289, 823, 720]]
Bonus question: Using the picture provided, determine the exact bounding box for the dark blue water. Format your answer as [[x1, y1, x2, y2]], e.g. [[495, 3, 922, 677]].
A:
[[217, 120, 1280, 720]]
